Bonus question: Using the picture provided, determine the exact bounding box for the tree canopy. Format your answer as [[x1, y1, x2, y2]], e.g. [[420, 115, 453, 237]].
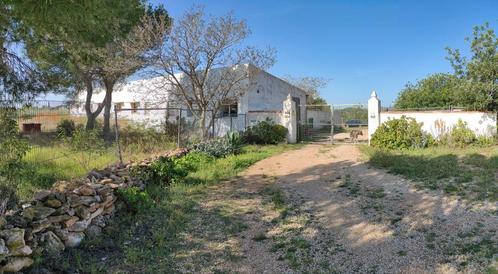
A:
[[394, 23, 498, 111]]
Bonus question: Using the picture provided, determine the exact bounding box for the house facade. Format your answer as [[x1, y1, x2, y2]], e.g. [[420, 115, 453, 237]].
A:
[[71, 65, 308, 137]]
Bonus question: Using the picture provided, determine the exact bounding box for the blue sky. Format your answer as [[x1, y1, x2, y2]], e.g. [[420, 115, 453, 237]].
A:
[[148, 0, 498, 106]]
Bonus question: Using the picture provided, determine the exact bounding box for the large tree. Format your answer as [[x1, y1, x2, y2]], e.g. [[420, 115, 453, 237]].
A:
[[151, 6, 276, 139], [446, 22, 498, 112], [13, 0, 151, 131], [96, 7, 171, 138], [394, 73, 464, 109], [0, 2, 45, 104]]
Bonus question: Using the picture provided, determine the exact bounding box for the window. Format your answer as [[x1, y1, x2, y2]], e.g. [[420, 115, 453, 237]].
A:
[[220, 101, 238, 117], [114, 102, 124, 111], [130, 102, 140, 113]]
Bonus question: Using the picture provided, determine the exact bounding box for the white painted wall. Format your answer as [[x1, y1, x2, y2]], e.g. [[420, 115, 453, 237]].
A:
[[380, 111, 497, 138], [70, 65, 307, 138], [307, 109, 331, 128]]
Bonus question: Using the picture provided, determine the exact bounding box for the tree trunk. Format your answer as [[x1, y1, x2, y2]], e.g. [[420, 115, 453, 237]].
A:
[[83, 75, 107, 130], [199, 110, 208, 140], [102, 79, 115, 140]]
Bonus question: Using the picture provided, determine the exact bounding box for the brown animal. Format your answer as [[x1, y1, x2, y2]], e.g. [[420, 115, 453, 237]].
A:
[[349, 130, 363, 143]]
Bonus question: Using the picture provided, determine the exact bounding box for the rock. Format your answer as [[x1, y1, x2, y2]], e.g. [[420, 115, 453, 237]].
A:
[[63, 216, 79, 228], [34, 190, 52, 201], [88, 203, 101, 213], [0, 228, 25, 250], [67, 220, 89, 232], [85, 225, 102, 239], [47, 214, 72, 224], [31, 219, 52, 233], [1, 257, 34, 272], [6, 214, 28, 228], [41, 231, 65, 254], [99, 178, 114, 184], [10, 245, 32, 256], [74, 185, 96, 196], [88, 170, 104, 179], [0, 238, 9, 256], [65, 232, 85, 248], [74, 206, 91, 219], [54, 228, 69, 241], [68, 195, 96, 207], [45, 198, 62, 208], [0, 216, 6, 229], [97, 186, 113, 196], [22, 206, 56, 221]]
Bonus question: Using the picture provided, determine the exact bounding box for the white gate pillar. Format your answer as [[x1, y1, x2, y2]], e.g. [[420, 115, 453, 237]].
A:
[[282, 94, 297, 143], [368, 91, 381, 145]]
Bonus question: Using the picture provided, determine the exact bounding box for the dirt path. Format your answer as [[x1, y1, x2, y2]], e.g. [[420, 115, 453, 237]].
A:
[[176, 144, 498, 273]]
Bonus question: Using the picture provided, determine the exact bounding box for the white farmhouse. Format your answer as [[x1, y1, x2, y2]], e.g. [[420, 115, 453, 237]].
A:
[[71, 65, 308, 138]]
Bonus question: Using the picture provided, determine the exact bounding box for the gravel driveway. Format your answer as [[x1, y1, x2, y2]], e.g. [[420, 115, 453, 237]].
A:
[[176, 144, 498, 273]]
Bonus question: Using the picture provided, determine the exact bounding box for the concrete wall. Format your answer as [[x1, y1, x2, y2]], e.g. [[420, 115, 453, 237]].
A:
[[380, 110, 497, 138]]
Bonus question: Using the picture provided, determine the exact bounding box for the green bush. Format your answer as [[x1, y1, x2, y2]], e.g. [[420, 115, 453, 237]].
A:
[[56, 119, 77, 138], [189, 132, 242, 158], [475, 135, 495, 147], [0, 109, 29, 214], [116, 187, 154, 213], [370, 116, 432, 150], [449, 120, 476, 147], [242, 118, 288, 144], [131, 152, 211, 187]]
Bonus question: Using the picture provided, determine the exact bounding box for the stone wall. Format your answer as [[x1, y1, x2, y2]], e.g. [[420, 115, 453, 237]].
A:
[[0, 149, 187, 273]]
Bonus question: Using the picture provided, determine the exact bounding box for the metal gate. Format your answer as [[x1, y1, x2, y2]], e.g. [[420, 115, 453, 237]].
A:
[[299, 103, 368, 143]]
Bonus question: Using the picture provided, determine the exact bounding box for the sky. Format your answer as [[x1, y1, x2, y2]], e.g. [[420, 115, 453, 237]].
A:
[[146, 0, 498, 106]]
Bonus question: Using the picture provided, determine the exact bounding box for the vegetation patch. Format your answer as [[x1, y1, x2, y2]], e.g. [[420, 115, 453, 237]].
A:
[[360, 145, 498, 201]]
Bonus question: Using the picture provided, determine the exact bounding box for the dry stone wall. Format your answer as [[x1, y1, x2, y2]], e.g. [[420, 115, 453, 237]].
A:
[[0, 149, 188, 273]]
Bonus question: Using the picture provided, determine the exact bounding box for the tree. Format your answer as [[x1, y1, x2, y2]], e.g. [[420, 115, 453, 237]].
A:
[[0, 2, 45, 104], [13, 0, 149, 130], [394, 73, 463, 109], [151, 6, 276, 139], [96, 7, 171, 139], [283, 75, 330, 105], [446, 22, 498, 111]]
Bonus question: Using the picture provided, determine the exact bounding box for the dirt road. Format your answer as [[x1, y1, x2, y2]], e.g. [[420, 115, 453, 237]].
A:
[[177, 144, 498, 273]]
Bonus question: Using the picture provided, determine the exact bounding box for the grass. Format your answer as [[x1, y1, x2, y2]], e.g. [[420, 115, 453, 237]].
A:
[[31, 143, 301, 273], [11, 140, 176, 200], [360, 145, 498, 201]]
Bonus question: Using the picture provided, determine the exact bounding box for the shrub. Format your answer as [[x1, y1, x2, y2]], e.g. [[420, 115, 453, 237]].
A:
[[190, 132, 242, 158], [370, 116, 432, 150], [0, 109, 29, 214], [242, 118, 288, 144], [475, 135, 495, 147], [116, 187, 153, 213], [449, 120, 476, 147], [130, 153, 209, 187], [56, 119, 76, 137]]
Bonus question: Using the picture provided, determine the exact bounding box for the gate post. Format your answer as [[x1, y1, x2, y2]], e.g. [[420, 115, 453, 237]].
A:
[[282, 94, 297, 143], [368, 91, 381, 145]]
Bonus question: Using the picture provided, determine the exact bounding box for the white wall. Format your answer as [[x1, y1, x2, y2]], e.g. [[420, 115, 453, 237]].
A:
[[307, 110, 331, 128], [380, 110, 497, 138]]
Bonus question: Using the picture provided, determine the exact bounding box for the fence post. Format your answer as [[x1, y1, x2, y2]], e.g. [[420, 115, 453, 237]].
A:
[[368, 91, 381, 145], [114, 109, 123, 165], [330, 105, 334, 144], [230, 116, 233, 132], [177, 110, 182, 148]]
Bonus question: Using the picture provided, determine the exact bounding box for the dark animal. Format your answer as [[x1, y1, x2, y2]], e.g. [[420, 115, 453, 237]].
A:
[[349, 130, 363, 143]]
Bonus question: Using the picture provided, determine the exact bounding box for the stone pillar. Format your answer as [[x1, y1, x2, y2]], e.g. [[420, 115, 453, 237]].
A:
[[282, 94, 297, 143], [368, 90, 381, 145]]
